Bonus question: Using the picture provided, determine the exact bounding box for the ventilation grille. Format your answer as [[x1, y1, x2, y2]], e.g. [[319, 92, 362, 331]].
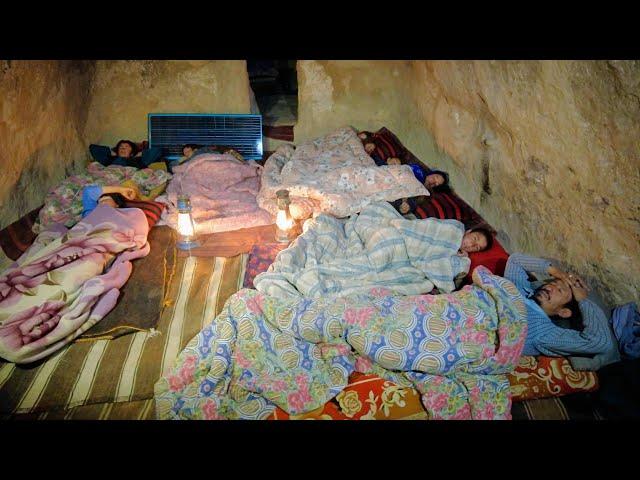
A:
[[148, 113, 263, 160]]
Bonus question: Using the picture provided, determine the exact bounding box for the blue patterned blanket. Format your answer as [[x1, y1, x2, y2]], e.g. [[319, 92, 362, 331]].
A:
[[155, 266, 527, 420]]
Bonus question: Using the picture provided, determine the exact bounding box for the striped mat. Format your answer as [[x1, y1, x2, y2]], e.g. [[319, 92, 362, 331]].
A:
[[0, 253, 247, 418]]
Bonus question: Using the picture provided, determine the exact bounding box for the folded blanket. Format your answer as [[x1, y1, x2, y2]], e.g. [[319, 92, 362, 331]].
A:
[[0, 205, 150, 364], [160, 153, 273, 235], [154, 265, 527, 420], [257, 127, 429, 220], [36, 162, 171, 233], [254, 202, 471, 299]]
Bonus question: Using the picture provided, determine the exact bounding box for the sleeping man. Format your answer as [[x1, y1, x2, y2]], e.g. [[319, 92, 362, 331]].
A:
[[504, 253, 619, 370]]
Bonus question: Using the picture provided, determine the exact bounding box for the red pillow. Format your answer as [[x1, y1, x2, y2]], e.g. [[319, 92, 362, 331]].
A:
[[123, 199, 165, 229], [467, 238, 509, 280]]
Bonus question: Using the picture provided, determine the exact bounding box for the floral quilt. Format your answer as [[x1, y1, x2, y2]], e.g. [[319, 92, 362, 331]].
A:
[[256, 127, 429, 220], [35, 162, 171, 233], [155, 265, 527, 420]]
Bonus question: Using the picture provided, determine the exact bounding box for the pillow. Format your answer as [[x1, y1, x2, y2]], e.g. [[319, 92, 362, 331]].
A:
[[466, 238, 510, 280], [267, 372, 428, 420], [122, 199, 166, 229], [508, 355, 599, 402], [414, 190, 492, 232]]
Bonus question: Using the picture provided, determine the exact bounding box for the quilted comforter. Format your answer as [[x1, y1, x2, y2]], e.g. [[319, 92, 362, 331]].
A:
[[160, 153, 273, 234], [254, 202, 471, 299], [257, 127, 429, 220], [155, 266, 527, 420]]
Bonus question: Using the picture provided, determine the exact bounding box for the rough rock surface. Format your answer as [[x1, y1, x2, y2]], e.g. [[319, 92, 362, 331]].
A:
[[294, 60, 428, 149], [84, 60, 252, 146], [408, 61, 640, 306], [0, 60, 96, 229]]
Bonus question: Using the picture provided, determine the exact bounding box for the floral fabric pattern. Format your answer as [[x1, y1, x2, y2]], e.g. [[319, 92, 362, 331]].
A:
[[257, 127, 429, 220], [36, 162, 171, 233], [508, 355, 599, 401], [155, 265, 527, 420]]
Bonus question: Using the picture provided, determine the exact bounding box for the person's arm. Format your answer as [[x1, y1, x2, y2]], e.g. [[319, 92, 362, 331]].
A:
[[89, 144, 113, 166], [140, 146, 163, 167], [82, 184, 103, 217], [504, 253, 552, 292], [535, 298, 612, 357]]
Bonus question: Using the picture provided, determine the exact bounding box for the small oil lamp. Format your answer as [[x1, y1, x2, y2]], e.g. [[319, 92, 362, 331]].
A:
[[176, 194, 199, 250], [275, 189, 294, 243]]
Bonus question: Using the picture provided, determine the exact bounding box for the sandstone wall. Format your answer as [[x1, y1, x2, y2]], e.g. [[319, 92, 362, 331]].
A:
[[0, 60, 96, 229], [294, 60, 434, 151], [84, 60, 252, 146], [409, 60, 640, 305]]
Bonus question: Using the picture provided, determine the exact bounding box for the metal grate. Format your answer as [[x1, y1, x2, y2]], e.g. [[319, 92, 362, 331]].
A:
[[148, 113, 263, 160]]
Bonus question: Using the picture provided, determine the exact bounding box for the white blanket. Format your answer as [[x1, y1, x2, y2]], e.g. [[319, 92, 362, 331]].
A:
[[257, 127, 429, 220], [253, 202, 471, 299]]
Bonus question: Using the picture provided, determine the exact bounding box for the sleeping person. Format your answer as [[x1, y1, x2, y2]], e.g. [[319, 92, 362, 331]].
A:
[[457, 227, 493, 255], [89, 139, 163, 169], [82, 184, 138, 217], [504, 253, 618, 368]]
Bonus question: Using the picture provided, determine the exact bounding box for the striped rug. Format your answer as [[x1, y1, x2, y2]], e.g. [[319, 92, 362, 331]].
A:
[[0, 253, 247, 418]]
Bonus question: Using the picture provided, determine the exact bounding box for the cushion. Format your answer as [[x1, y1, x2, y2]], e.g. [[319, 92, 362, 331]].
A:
[[414, 191, 492, 231], [466, 239, 510, 280], [508, 355, 599, 402], [268, 372, 428, 420], [122, 199, 166, 229]]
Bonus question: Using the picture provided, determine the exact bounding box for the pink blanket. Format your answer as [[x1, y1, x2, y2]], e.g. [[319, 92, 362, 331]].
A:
[[0, 205, 150, 364], [161, 154, 273, 234]]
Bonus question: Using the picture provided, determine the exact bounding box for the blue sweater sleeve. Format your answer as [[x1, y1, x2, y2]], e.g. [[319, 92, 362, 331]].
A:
[[535, 298, 612, 357], [504, 253, 552, 294], [82, 185, 103, 217]]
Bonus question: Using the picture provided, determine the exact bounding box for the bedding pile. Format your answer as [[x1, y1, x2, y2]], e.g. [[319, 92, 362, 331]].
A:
[[36, 162, 171, 233], [257, 127, 429, 220], [155, 265, 527, 420], [160, 153, 273, 234], [254, 202, 471, 299], [0, 205, 150, 364]]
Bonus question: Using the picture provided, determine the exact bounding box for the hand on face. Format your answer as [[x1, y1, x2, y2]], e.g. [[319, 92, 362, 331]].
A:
[[120, 187, 137, 200], [567, 274, 590, 301], [548, 266, 590, 302]]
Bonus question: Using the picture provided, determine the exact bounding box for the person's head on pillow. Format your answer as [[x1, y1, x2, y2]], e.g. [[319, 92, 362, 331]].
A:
[[113, 140, 138, 159], [460, 227, 493, 254], [425, 170, 450, 192], [182, 144, 202, 158], [98, 192, 127, 209], [532, 277, 585, 331]]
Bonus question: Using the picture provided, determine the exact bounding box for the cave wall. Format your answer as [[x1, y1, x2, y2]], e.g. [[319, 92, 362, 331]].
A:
[[0, 60, 96, 229], [83, 60, 252, 146], [294, 60, 432, 152], [409, 60, 640, 305]]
